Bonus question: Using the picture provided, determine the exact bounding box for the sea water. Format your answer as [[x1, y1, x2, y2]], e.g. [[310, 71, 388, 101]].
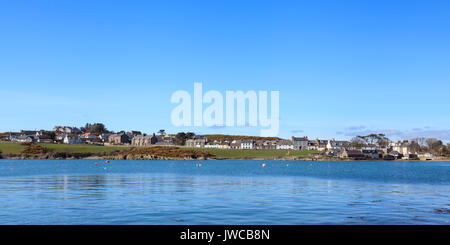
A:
[[0, 159, 448, 224]]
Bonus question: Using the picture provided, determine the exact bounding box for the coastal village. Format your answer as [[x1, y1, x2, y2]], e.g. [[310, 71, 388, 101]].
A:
[[0, 123, 449, 161]]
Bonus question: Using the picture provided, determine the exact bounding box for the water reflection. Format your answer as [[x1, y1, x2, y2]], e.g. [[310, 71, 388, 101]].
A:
[[0, 160, 448, 224]]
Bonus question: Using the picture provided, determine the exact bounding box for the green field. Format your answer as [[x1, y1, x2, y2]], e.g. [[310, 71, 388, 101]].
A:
[[0, 142, 130, 154], [189, 148, 322, 159]]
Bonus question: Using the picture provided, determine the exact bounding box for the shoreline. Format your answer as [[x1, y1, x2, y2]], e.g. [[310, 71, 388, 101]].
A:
[[1, 155, 449, 162], [1, 143, 449, 162]]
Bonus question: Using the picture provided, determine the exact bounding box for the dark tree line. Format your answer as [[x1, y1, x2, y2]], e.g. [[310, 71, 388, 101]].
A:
[[412, 138, 449, 156], [84, 123, 109, 134], [173, 132, 196, 146], [350, 134, 389, 148]]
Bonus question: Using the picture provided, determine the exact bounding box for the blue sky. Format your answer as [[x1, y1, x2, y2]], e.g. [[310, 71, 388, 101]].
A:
[[1, 0, 449, 141]]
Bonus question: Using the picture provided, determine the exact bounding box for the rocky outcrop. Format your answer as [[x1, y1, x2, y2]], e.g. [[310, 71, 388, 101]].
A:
[[2, 152, 96, 160], [103, 154, 212, 160]]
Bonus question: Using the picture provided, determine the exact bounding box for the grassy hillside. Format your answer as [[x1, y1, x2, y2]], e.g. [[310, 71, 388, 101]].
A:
[[0, 142, 322, 159], [190, 148, 322, 159]]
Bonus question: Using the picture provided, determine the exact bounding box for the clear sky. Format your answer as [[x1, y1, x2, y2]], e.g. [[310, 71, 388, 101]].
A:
[[1, 0, 449, 141]]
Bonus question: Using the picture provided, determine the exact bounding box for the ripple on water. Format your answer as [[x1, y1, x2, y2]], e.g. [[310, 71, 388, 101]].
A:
[[0, 159, 449, 224]]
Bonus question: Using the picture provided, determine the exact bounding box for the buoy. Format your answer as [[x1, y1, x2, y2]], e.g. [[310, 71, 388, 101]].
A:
[[262, 163, 266, 168], [95, 162, 98, 165], [199, 164, 202, 167], [105, 160, 110, 163]]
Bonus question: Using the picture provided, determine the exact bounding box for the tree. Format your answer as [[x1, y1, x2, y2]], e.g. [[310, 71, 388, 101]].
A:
[[426, 138, 443, 154], [412, 137, 428, 147], [442, 145, 449, 157], [174, 132, 187, 145], [185, 132, 196, 139], [158, 129, 166, 136], [48, 131, 56, 141], [409, 140, 421, 153], [376, 134, 389, 148], [358, 134, 389, 147], [173, 132, 197, 145], [358, 134, 377, 145], [85, 123, 108, 134], [350, 137, 366, 148]]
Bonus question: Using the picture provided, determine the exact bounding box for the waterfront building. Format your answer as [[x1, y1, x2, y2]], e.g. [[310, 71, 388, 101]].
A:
[[390, 140, 415, 155], [62, 135, 83, 144], [241, 140, 255, 150], [132, 134, 158, 146], [340, 149, 365, 159], [10, 135, 34, 143], [326, 138, 348, 150], [230, 140, 241, 149], [108, 133, 130, 145], [292, 136, 308, 150], [308, 139, 327, 151], [185, 137, 207, 148], [276, 140, 294, 150]]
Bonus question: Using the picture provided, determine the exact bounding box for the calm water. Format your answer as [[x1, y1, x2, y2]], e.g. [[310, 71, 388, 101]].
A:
[[0, 159, 449, 224]]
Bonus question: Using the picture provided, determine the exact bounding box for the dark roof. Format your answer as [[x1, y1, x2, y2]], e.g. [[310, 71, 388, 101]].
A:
[[292, 137, 308, 141], [362, 150, 378, 154]]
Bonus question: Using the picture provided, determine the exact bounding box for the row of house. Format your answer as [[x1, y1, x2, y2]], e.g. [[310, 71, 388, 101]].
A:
[[337, 140, 427, 160], [2, 127, 174, 146], [99, 132, 176, 146], [185, 136, 349, 151], [1, 127, 439, 160], [8, 130, 55, 144], [185, 136, 432, 160]]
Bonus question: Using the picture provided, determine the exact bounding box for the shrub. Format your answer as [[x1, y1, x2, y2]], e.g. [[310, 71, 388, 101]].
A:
[[110, 146, 215, 159], [21, 144, 52, 154]]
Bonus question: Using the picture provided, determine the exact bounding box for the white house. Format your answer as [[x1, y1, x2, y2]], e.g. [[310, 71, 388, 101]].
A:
[[205, 141, 221, 149], [63, 135, 83, 144], [326, 139, 348, 150], [308, 139, 327, 151], [390, 141, 414, 155], [276, 140, 294, 150], [241, 141, 255, 149], [10, 135, 34, 143]]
